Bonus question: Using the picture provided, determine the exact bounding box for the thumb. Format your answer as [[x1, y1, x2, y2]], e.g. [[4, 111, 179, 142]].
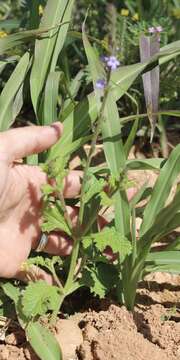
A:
[[0, 123, 63, 162]]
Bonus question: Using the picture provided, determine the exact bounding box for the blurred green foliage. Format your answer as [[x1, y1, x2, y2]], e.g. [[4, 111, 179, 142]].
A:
[[0, 0, 179, 123]]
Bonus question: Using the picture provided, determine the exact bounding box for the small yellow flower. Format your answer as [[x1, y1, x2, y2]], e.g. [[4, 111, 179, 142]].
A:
[[120, 8, 129, 17], [38, 5, 44, 16], [132, 13, 139, 21], [172, 8, 180, 19], [0, 31, 7, 38]]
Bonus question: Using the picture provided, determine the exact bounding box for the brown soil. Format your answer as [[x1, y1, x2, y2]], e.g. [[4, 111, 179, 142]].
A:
[[0, 273, 179, 360]]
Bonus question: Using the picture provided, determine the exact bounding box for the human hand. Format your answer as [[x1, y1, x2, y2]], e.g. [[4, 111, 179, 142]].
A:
[[0, 124, 81, 281]]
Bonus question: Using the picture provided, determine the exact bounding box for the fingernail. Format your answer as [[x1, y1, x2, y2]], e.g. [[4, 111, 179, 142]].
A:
[[50, 122, 63, 137]]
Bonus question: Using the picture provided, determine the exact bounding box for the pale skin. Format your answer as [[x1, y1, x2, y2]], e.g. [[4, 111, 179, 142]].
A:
[[0, 124, 136, 282]]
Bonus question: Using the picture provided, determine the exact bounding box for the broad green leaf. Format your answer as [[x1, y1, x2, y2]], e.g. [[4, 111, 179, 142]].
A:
[[26, 322, 62, 360], [0, 52, 30, 131], [146, 251, 180, 265], [50, 0, 74, 71], [144, 263, 180, 275], [30, 0, 73, 114], [0, 282, 20, 304], [22, 281, 61, 318], [48, 95, 97, 161], [137, 189, 180, 261], [102, 99, 133, 236], [140, 144, 180, 236], [43, 71, 62, 125]]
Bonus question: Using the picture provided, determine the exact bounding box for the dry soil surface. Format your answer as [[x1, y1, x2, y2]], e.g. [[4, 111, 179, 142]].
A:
[[0, 273, 179, 360]]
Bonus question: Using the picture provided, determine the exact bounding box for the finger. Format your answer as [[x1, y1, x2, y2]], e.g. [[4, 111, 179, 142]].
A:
[[26, 166, 82, 199], [32, 206, 78, 255], [0, 123, 62, 162], [16, 265, 55, 285], [44, 232, 73, 256], [127, 187, 137, 201]]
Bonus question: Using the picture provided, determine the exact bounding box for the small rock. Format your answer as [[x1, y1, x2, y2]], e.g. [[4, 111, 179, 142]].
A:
[[55, 319, 83, 360]]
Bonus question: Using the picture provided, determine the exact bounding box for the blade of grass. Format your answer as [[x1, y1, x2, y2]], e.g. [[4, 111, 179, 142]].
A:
[[43, 71, 62, 125], [30, 0, 73, 115], [140, 144, 180, 236], [0, 52, 30, 131]]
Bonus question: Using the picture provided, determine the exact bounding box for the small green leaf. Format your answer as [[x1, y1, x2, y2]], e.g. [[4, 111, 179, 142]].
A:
[[26, 321, 62, 360], [22, 281, 61, 318], [42, 202, 71, 235], [83, 174, 105, 204], [81, 263, 118, 298], [0, 282, 20, 305]]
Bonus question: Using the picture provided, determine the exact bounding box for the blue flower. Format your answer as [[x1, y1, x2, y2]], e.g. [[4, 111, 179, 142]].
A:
[[95, 79, 106, 89], [101, 55, 120, 70], [106, 56, 120, 70]]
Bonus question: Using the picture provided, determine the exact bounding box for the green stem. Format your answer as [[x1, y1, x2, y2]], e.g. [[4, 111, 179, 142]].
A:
[[58, 190, 73, 232], [78, 72, 111, 225], [63, 73, 112, 295], [64, 239, 80, 292]]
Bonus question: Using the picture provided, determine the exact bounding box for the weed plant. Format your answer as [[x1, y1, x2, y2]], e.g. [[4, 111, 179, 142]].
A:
[[0, 1, 180, 359]]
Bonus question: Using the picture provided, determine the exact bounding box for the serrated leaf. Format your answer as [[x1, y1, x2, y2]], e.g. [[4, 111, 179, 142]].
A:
[[80, 263, 118, 298], [84, 227, 132, 260], [22, 281, 61, 318], [42, 202, 71, 235], [83, 174, 105, 204], [26, 255, 63, 274], [26, 322, 62, 360]]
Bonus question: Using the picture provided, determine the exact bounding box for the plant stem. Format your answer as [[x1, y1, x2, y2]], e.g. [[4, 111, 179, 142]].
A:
[[78, 73, 111, 225], [64, 238, 80, 292], [58, 190, 74, 232], [64, 73, 112, 294]]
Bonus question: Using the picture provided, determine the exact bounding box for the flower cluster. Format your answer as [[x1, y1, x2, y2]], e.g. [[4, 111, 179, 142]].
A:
[[101, 55, 120, 70], [95, 55, 120, 90], [148, 26, 163, 34], [95, 79, 106, 90]]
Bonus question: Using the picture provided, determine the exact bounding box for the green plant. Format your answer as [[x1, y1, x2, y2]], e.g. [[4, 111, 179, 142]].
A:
[[0, 1, 180, 359]]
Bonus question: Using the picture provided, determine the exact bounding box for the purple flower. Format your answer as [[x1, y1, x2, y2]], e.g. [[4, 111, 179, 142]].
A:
[[95, 79, 106, 89], [148, 25, 163, 34], [156, 25, 163, 33], [106, 56, 120, 70], [100, 55, 120, 71], [148, 27, 156, 33]]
